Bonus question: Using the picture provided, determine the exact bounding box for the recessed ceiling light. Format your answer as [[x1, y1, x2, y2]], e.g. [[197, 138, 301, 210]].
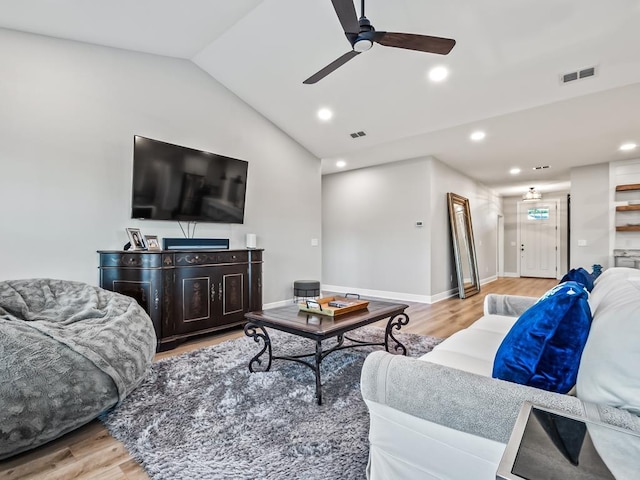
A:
[[510, 168, 521, 175], [428, 66, 449, 82], [620, 143, 637, 151], [470, 131, 486, 141], [336, 160, 346, 168], [317, 108, 333, 121]]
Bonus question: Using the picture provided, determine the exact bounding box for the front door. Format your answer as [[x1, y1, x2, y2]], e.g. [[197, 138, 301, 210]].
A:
[[519, 201, 558, 278]]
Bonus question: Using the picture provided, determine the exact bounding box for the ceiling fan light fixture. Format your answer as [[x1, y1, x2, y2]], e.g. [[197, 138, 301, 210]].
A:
[[523, 187, 542, 201], [353, 38, 373, 52]]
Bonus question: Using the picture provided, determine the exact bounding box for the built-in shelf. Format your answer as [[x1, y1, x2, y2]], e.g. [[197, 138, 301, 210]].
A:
[[616, 184, 640, 192], [612, 163, 640, 266]]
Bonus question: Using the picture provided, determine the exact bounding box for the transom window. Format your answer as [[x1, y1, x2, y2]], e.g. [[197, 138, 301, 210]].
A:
[[528, 208, 549, 220]]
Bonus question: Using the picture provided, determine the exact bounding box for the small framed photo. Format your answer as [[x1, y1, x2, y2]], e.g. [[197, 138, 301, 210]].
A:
[[145, 235, 161, 251], [126, 228, 146, 250]]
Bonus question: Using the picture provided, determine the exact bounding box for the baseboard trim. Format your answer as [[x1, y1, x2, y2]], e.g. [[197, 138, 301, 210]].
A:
[[269, 276, 501, 308], [264, 299, 293, 310], [322, 284, 435, 304], [429, 288, 459, 303], [481, 275, 498, 285], [502, 272, 519, 278]]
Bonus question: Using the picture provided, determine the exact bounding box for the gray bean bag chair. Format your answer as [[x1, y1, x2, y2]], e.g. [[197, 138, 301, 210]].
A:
[[0, 279, 156, 459]]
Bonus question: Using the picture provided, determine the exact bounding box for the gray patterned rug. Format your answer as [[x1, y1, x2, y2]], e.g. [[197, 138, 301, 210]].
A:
[[100, 326, 442, 480]]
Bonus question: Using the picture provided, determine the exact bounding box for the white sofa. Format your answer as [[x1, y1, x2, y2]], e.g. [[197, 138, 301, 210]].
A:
[[360, 267, 640, 479]]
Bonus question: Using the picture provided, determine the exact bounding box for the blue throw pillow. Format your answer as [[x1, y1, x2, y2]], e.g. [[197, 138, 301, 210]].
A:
[[492, 281, 592, 393], [560, 267, 595, 292]]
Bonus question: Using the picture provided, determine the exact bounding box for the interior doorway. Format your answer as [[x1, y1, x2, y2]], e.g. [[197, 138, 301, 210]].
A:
[[517, 200, 560, 278]]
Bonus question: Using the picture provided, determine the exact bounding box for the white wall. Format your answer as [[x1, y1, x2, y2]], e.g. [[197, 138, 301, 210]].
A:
[[569, 163, 610, 270], [321, 156, 500, 302], [0, 28, 321, 304], [427, 159, 502, 296], [502, 197, 519, 275], [322, 158, 431, 300]]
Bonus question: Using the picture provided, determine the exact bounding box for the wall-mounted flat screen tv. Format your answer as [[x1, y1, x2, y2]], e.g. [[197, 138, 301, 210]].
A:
[[131, 136, 248, 224]]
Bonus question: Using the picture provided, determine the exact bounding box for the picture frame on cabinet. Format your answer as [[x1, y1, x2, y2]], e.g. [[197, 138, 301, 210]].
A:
[[145, 235, 161, 251], [126, 228, 146, 250]]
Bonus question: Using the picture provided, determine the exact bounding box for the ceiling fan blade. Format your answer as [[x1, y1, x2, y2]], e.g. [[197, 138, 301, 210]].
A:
[[374, 32, 456, 55], [331, 0, 360, 33], [303, 50, 360, 84]]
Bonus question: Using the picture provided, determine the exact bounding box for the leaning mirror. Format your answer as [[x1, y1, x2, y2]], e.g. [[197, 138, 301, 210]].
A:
[[447, 193, 480, 299]]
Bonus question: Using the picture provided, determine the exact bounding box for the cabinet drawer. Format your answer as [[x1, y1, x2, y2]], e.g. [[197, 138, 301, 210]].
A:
[[99, 252, 163, 268], [216, 251, 248, 263], [174, 251, 248, 266]]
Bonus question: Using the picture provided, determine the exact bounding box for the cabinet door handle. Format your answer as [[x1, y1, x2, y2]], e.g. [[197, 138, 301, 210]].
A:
[[218, 282, 222, 302], [154, 289, 159, 311], [210, 284, 216, 303]]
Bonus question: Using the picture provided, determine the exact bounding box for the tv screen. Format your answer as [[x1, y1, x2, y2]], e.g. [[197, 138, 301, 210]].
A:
[[131, 136, 248, 224]]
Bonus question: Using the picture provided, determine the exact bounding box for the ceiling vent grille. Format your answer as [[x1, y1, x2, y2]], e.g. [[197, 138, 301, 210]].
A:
[[561, 66, 597, 84], [579, 67, 595, 79], [350, 131, 367, 139]]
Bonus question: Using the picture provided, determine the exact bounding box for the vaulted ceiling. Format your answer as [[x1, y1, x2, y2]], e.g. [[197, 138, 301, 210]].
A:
[[2, 0, 640, 195]]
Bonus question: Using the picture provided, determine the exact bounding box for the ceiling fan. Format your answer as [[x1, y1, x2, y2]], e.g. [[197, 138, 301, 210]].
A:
[[303, 0, 456, 84]]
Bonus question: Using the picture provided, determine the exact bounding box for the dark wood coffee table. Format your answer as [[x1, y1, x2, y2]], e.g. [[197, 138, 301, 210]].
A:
[[244, 300, 409, 405]]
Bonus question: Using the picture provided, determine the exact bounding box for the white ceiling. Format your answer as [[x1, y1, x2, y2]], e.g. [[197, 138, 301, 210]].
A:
[[2, 0, 640, 195]]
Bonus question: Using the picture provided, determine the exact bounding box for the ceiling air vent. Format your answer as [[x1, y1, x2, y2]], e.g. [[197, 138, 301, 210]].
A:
[[561, 66, 597, 84], [350, 131, 367, 139], [579, 67, 595, 79]]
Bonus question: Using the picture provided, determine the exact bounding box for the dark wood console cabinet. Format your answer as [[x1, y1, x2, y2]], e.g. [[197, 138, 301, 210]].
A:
[[98, 249, 263, 351]]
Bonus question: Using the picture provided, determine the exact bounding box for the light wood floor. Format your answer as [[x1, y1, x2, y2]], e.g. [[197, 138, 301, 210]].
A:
[[0, 276, 556, 480]]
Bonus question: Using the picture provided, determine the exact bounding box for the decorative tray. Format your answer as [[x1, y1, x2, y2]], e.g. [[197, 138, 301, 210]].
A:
[[298, 296, 369, 317]]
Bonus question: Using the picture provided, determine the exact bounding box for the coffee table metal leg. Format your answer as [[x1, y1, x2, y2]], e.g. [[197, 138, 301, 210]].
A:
[[244, 323, 272, 372], [385, 313, 410, 355], [315, 340, 323, 405]]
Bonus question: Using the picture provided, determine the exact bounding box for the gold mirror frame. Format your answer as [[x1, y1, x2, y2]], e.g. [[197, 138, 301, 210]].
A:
[[447, 193, 481, 299]]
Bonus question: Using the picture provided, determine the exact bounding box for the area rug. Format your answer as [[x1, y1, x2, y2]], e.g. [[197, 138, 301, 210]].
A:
[[100, 326, 443, 480]]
